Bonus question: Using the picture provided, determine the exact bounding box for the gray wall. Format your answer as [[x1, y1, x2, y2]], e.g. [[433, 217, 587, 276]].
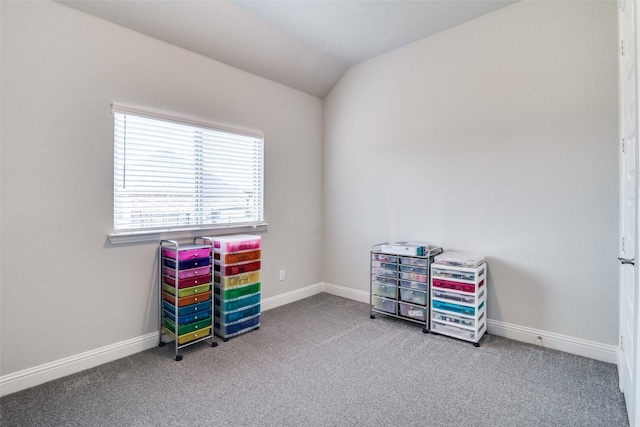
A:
[[323, 0, 619, 345], [0, 1, 323, 375]]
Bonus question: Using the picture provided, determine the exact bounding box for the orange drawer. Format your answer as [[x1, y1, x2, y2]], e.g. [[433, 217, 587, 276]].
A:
[[162, 291, 212, 307], [214, 249, 261, 264]]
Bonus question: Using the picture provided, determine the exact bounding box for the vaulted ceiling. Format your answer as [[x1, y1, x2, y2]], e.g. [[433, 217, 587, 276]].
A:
[[58, 0, 517, 98]]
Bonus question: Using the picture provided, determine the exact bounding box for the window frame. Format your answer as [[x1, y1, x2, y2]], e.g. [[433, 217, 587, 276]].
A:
[[108, 103, 267, 244]]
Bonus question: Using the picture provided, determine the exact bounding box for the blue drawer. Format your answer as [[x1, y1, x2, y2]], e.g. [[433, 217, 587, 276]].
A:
[[163, 308, 212, 325], [162, 300, 211, 317], [215, 314, 260, 337], [215, 303, 261, 323]]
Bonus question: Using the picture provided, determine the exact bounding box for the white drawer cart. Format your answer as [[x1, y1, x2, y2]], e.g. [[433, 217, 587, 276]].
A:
[[430, 262, 487, 346], [158, 238, 218, 361], [370, 243, 443, 333]]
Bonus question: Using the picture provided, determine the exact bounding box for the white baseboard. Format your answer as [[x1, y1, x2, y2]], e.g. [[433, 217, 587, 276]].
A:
[[0, 283, 618, 397], [0, 332, 159, 397], [261, 282, 324, 311], [486, 319, 618, 364], [320, 282, 618, 364], [322, 282, 370, 303]]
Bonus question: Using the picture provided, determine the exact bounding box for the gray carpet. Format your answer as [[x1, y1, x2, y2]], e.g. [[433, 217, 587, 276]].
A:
[[0, 293, 629, 426]]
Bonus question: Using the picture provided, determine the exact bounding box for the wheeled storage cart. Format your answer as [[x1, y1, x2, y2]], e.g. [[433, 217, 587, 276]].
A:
[[430, 252, 487, 346], [209, 234, 261, 341], [370, 243, 442, 333], [159, 239, 218, 360]]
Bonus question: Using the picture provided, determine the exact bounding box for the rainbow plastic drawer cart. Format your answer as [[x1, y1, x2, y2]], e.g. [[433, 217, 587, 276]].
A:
[[159, 238, 218, 360]]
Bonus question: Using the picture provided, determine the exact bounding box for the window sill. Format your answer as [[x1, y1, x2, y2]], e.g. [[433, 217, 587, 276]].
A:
[[108, 223, 268, 245]]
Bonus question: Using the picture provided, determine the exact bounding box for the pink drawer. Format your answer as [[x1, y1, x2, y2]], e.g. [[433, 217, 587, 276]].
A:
[[162, 266, 210, 279], [162, 246, 211, 261]]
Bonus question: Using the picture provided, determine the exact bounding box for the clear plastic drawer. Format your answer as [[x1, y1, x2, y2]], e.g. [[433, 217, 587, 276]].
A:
[[373, 275, 398, 287], [398, 302, 427, 321], [371, 261, 397, 270], [431, 309, 483, 328], [372, 268, 398, 278], [372, 283, 397, 299], [399, 271, 427, 282], [372, 253, 398, 263], [432, 265, 485, 282], [372, 296, 396, 314], [398, 279, 428, 291], [432, 288, 484, 305], [399, 257, 429, 267], [431, 321, 475, 340], [399, 288, 427, 305], [399, 265, 428, 275]]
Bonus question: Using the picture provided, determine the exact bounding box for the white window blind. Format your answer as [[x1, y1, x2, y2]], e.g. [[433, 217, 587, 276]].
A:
[[112, 105, 264, 234]]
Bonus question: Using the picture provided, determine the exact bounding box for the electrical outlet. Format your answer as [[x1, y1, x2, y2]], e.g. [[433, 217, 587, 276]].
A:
[[279, 269, 285, 281]]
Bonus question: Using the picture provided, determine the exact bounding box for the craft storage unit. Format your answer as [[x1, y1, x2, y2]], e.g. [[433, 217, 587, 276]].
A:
[[370, 243, 443, 333], [210, 234, 262, 341], [430, 253, 487, 346], [159, 239, 217, 361]]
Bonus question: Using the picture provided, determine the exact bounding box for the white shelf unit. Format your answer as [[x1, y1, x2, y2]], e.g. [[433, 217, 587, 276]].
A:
[[370, 244, 442, 333], [429, 262, 487, 346]]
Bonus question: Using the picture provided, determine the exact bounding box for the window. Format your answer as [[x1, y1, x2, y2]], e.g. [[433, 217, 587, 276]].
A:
[[111, 104, 264, 236]]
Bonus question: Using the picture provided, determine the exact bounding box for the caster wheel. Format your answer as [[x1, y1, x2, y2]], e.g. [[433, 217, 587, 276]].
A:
[[255, 326, 260, 330], [175, 355, 183, 361], [422, 329, 429, 334], [211, 342, 219, 347], [223, 338, 229, 342], [473, 343, 480, 348], [370, 315, 375, 319], [159, 341, 166, 347]]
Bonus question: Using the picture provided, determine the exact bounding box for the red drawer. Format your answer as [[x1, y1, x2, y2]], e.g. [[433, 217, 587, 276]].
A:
[[215, 261, 261, 276]]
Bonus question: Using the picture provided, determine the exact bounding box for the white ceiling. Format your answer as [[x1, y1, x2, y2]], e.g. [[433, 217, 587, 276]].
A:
[[57, 0, 517, 98]]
